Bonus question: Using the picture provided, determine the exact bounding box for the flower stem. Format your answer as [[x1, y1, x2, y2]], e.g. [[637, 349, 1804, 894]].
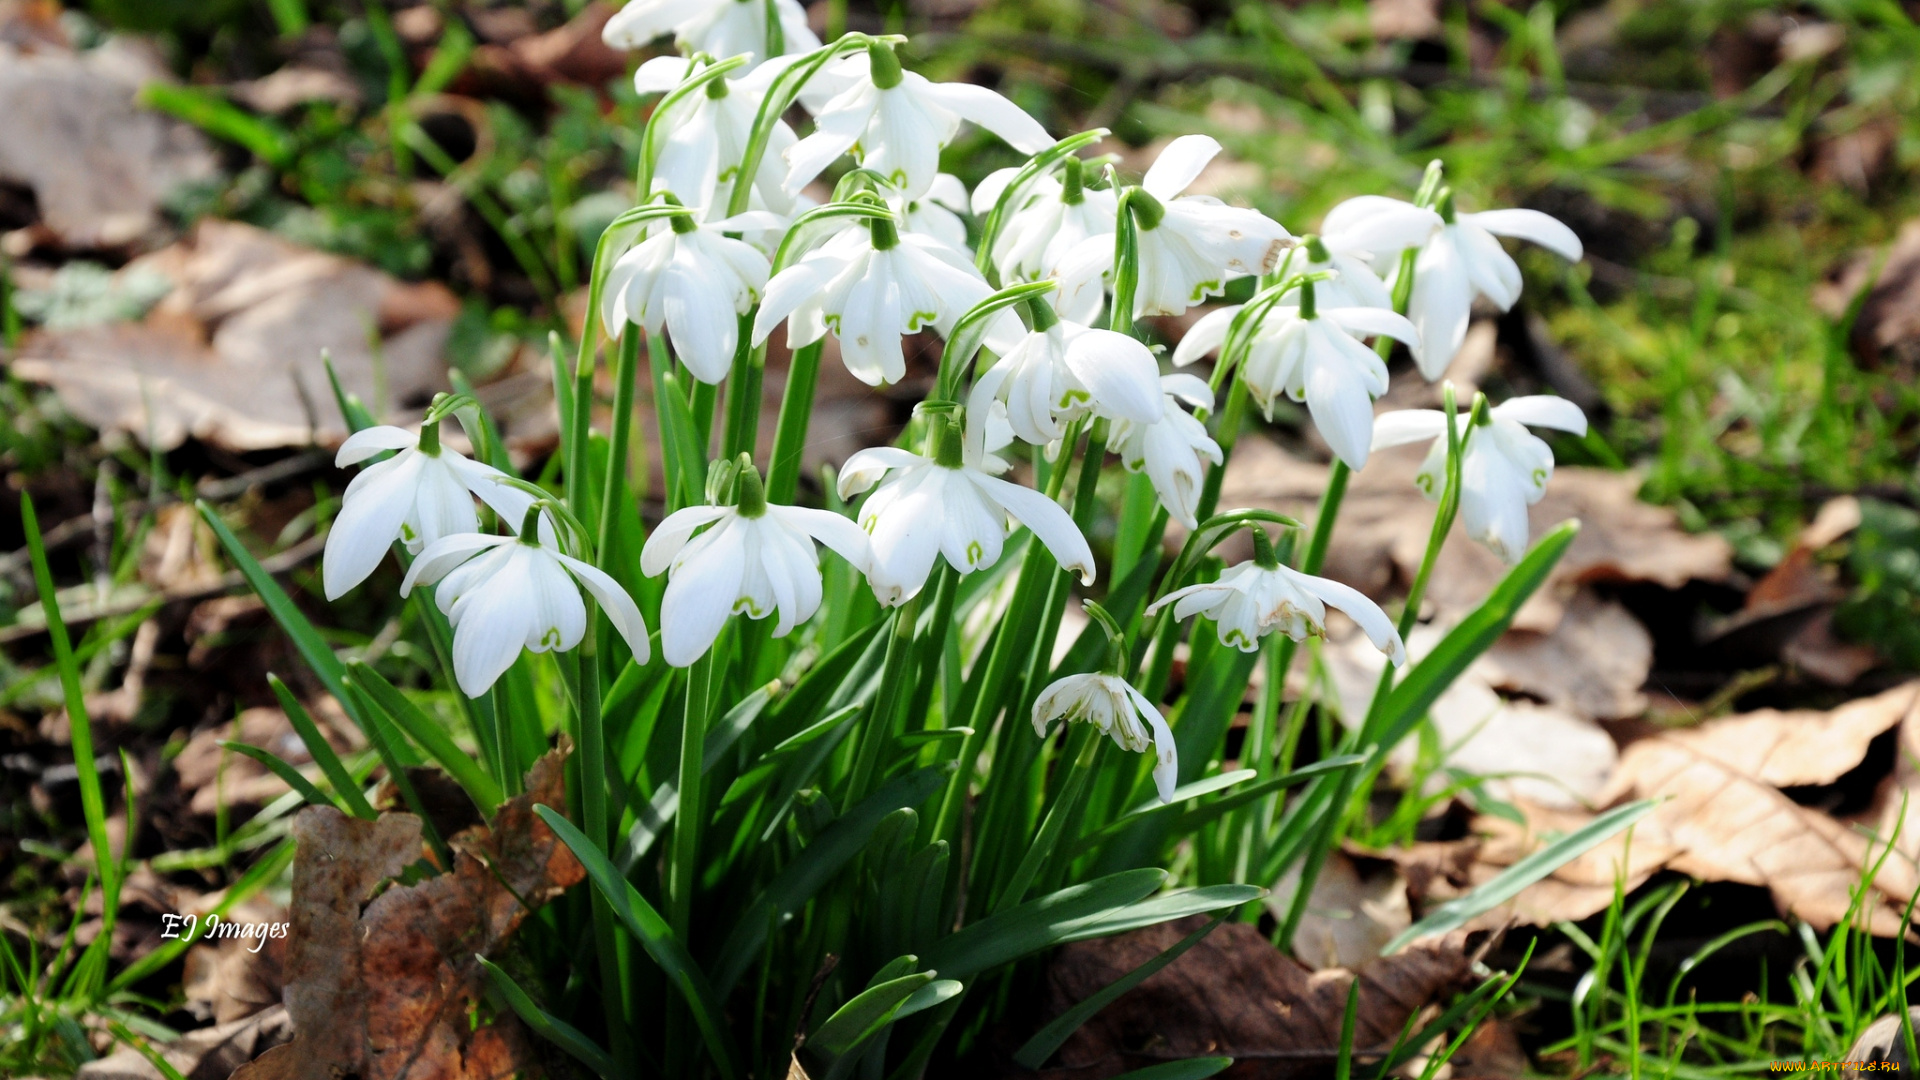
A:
[[596, 330, 640, 569], [993, 725, 1102, 912], [845, 591, 924, 805], [721, 321, 764, 461], [671, 630, 724, 939], [766, 341, 823, 504]]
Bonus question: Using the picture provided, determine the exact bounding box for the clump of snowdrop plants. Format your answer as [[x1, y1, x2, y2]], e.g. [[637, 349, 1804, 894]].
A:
[[256, 20, 1596, 1080]]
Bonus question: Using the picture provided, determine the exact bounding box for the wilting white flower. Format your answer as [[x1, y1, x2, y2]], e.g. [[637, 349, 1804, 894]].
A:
[[602, 205, 782, 384], [1033, 673, 1179, 803], [401, 528, 650, 698], [1172, 294, 1420, 469], [1108, 375, 1221, 530], [1372, 396, 1588, 563], [1305, 196, 1444, 309], [752, 211, 1016, 386], [603, 0, 819, 68], [972, 158, 1117, 284], [640, 469, 871, 667], [990, 313, 1163, 446], [838, 373, 1095, 605], [323, 425, 538, 601], [1402, 204, 1583, 377], [1055, 135, 1290, 322], [1148, 554, 1406, 664], [783, 42, 1053, 201], [633, 56, 801, 216]]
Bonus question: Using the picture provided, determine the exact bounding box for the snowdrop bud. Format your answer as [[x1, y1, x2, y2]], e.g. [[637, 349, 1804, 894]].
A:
[[641, 457, 872, 666], [1371, 396, 1588, 563], [1032, 672, 1181, 803], [1147, 545, 1406, 666], [400, 511, 650, 698]]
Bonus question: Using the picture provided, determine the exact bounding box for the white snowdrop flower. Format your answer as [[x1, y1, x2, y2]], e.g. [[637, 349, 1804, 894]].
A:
[[989, 304, 1163, 446], [1401, 197, 1583, 378], [1171, 283, 1420, 470], [897, 173, 972, 251], [1107, 375, 1222, 530], [972, 156, 1117, 285], [603, 0, 819, 69], [782, 42, 1053, 201], [641, 462, 871, 667], [633, 55, 802, 217], [400, 513, 650, 698], [837, 372, 1095, 605], [322, 422, 539, 601], [602, 201, 782, 384], [1371, 396, 1588, 563], [751, 207, 1018, 387], [1054, 135, 1291, 322], [1033, 672, 1179, 803], [1305, 196, 1444, 309], [1147, 531, 1406, 665]]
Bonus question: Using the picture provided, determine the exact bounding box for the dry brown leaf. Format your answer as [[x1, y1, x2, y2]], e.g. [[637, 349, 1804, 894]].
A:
[[76, 1005, 296, 1080], [1476, 591, 1652, 720], [233, 748, 584, 1080], [1032, 916, 1479, 1079], [12, 220, 454, 451], [183, 914, 288, 1025], [1856, 694, 1920, 864], [0, 38, 218, 249], [173, 704, 356, 816], [1269, 851, 1411, 971], [1838, 218, 1920, 374], [1653, 682, 1917, 788]]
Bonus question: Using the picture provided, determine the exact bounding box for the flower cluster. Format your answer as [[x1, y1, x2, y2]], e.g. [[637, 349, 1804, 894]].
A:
[[317, 11, 1588, 796]]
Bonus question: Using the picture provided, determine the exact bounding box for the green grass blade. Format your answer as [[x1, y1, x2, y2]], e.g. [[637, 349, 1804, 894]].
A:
[[1015, 912, 1229, 1069], [20, 495, 119, 930], [535, 805, 738, 1080], [1382, 799, 1657, 954], [1112, 1058, 1233, 1080], [922, 869, 1169, 983], [268, 674, 376, 820], [139, 84, 296, 168], [217, 742, 337, 811], [1059, 885, 1264, 945], [478, 956, 618, 1080], [809, 971, 935, 1061], [345, 660, 504, 810]]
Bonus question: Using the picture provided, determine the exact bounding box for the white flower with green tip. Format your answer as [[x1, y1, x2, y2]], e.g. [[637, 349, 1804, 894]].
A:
[[1107, 375, 1222, 530], [602, 0, 819, 68], [602, 200, 782, 384]]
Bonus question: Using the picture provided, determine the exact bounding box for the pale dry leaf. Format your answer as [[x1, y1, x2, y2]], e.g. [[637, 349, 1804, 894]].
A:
[[1653, 681, 1917, 788], [1841, 218, 1920, 372], [1037, 916, 1478, 1079], [1855, 692, 1920, 863], [0, 37, 218, 249], [172, 705, 353, 816], [1269, 851, 1411, 971], [12, 220, 455, 451], [1476, 591, 1652, 720], [76, 1005, 296, 1080]]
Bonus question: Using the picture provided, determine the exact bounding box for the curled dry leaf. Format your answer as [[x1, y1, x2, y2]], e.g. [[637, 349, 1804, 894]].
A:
[[1031, 915, 1479, 1079], [11, 220, 455, 451], [232, 748, 584, 1080], [1269, 851, 1412, 971], [0, 36, 218, 249]]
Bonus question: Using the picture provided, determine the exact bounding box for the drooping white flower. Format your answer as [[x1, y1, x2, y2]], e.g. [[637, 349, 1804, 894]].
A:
[[1172, 289, 1420, 470], [322, 424, 538, 601], [1371, 396, 1588, 563], [602, 204, 782, 384], [837, 372, 1095, 605], [1033, 673, 1179, 803], [1107, 375, 1222, 530], [897, 173, 972, 251], [1305, 196, 1444, 310], [989, 310, 1163, 446], [603, 0, 819, 69], [639, 465, 871, 666], [972, 157, 1117, 285], [783, 42, 1053, 201], [1054, 135, 1291, 322], [751, 209, 1018, 387], [633, 55, 802, 216], [400, 525, 650, 698], [1147, 548, 1406, 665], [1401, 202, 1583, 378]]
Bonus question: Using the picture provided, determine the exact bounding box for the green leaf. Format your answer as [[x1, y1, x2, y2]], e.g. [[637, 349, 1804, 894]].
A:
[[268, 674, 376, 819], [345, 660, 504, 810], [808, 972, 935, 1061], [1061, 885, 1263, 944], [140, 83, 296, 168], [895, 978, 962, 1021], [1382, 799, 1657, 954], [324, 352, 377, 433], [714, 764, 952, 994], [478, 956, 618, 1080], [535, 805, 739, 1080], [217, 742, 337, 811], [704, 682, 779, 772], [1015, 912, 1228, 1069], [921, 869, 1167, 983], [935, 280, 1060, 400], [1112, 1059, 1233, 1080]]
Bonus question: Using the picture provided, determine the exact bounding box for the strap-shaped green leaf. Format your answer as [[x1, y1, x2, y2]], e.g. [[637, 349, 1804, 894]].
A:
[[268, 674, 376, 819], [808, 971, 934, 1061], [535, 805, 739, 1080], [921, 869, 1167, 983], [1015, 912, 1229, 1069], [345, 660, 504, 811], [478, 956, 618, 1080], [218, 742, 337, 812]]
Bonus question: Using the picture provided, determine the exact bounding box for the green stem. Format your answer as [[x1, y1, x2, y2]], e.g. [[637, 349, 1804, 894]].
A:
[[904, 564, 960, 732], [993, 726, 1102, 912], [721, 321, 764, 461], [1298, 459, 1350, 577], [846, 592, 924, 805], [766, 341, 823, 504], [690, 376, 720, 462], [597, 331, 640, 569]]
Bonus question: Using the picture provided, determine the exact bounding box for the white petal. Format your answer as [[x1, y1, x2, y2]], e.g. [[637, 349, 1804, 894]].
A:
[[915, 81, 1054, 154], [970, 166, 1020, 216], [641, 505, 731, 577], [1158, 373, 1214, 411], [1492, 395, 1588, 435], [400, 532, 512, 596], [1369, 409, 1447, 451], [773, 505, 871, 571], [1464, 208, 1584, 262], [555, 552, 652, 664], [633, 56, 694, 94], [1322, 306, 1420, 348], [970, 473, 1095, 584], [1405, 238, 1471, 379], [336, 426, 418, 466], [1319, 196, 1441, 257], [1169, 304, 1239, 367], [1140, 134, 1221, 201], [322, 453, 422, 599], [1297, 571, 1405, 666], [837, 447, 926, 499], [754, 262, 831, 346], [660, 523, 746, 666], [1064, 327, 1163, 424]]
